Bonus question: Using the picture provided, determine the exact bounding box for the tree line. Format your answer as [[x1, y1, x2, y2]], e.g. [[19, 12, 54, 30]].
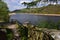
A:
[[22, 0, 60, 8]]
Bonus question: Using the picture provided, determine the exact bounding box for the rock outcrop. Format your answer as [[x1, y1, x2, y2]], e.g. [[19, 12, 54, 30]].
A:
[[23, 22, 54, 40]]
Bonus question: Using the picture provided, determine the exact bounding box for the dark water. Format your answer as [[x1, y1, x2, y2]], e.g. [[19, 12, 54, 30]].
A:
[[10, 14, 60, 25]]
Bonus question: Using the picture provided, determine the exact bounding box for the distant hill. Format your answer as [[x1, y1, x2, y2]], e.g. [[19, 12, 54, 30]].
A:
[[12, 4, 60, 14]]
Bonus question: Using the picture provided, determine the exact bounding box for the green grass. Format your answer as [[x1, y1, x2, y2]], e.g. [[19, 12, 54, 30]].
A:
[[37, 21, 60, 30], [12, 4, 60, 14]]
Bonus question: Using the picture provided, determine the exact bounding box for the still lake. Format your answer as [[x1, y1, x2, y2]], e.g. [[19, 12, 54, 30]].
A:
[[10, 13, 60, 25]]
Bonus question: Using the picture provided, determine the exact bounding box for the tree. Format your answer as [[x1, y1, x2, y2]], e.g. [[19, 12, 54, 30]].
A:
[[22, 2, 29, 8], [0, 0, 9, 22], [22, 2, 37, 8], [22, 0, 41, 8]]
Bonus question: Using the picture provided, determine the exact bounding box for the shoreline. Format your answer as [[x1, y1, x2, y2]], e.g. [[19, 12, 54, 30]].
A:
[[9, 13, 60, 16]]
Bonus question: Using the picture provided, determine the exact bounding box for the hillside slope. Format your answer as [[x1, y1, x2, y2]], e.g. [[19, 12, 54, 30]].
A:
[[12, 4, 60, 14]]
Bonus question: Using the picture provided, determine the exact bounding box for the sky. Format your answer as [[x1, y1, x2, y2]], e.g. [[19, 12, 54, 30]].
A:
[[3, 0, 60, 11], [4, 0, 33, 11]]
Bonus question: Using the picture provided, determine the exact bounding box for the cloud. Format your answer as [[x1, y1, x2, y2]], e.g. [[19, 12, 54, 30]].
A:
[[4, 0, 20, 10], [19, 1, 32, 3], [4, 0, 60, 11], [3, 0, 33, 11]]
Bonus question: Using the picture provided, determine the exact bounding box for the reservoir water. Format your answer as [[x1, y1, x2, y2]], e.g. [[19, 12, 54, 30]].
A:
[[10, 13, 60, 25]]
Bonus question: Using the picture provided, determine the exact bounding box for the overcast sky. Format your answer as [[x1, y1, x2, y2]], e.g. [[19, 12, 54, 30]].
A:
[[3, 0, 60, 11]]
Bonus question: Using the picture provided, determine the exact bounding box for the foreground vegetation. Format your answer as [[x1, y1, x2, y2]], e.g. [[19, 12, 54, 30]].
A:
[[6, 20, 60, 40], [0, 20, 60, 40], [0, 0, 9, 22], [37, 21, 60, 30]]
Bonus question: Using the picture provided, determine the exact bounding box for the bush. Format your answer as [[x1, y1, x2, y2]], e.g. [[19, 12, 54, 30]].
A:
[[18, 25, 28, 40], [6, 29, 13, 40], [37, 21, 60, 30]]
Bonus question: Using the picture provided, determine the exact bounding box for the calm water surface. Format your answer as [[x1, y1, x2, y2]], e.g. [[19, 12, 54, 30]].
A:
[[10, 13, 60, 25]]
